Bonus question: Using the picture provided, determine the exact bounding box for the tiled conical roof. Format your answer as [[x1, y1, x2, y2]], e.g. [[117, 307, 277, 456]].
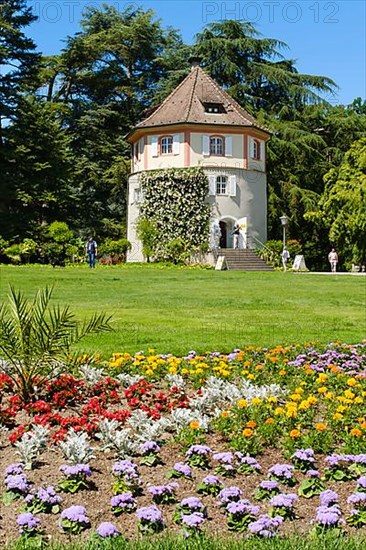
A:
[[133, 66, 269, 132]]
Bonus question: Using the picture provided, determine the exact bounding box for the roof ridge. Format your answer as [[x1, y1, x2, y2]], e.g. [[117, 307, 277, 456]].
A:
[[185, 67, 200, 122]]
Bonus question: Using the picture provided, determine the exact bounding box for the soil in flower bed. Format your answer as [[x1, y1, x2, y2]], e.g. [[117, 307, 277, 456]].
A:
[[0, 433, 362, 546]]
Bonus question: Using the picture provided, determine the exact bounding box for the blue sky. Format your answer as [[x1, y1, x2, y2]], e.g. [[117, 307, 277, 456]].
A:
[[27, 0, 365, 105]]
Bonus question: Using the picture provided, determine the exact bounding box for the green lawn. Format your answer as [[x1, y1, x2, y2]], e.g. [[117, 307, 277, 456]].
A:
[[0, 265, 365, 356]]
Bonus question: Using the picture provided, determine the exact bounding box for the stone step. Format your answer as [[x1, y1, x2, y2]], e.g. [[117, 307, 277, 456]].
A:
[[217, 248, 273, 271]]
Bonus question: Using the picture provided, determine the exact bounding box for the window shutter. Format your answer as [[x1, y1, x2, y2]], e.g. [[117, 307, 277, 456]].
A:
[[173, 134, 180, 155], [260, 141, 264, 161], [225, 135, 233, 157], [228, 175, 236, 197], [151, 136, 158, 157], [249, 137, 255, 159], [208, 175, 216, 196], [202, 135, 210, 156], [138, 139, 144, 155]]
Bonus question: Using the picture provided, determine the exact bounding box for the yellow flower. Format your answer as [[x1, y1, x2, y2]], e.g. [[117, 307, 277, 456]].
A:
[[294, 387, 304, 395], [325, 392, 334, 400], [290, 393, 302, 402], [251, 398, 262, 405], [189, 420, 200, 430], [145, 369, 153, 376], [347, 378, 357, 387], [267, 396, 278, 404], [247, 373, 256, 380], [315, 423, 327, 431], [317, 386, 327, 394], [307, 396, 318, 405], [274, 407, 284, 416], [279, 370, 286, 376], [354, 396, 363, 404], [336, 405, 347, 413], [298, 400, 310, 411], [317, 373, 328, 383], [242, 428, 253, 437], [350, 428, 362, 437], [290, 429, 301, 438], [333, 413, 344, 421], [237, 399, 248, 409], [344, 389, 355, 399]]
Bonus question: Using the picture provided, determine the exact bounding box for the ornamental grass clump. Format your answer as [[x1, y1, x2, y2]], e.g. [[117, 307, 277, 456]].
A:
[[167, 462, 192, 479], [197, 475, 223, 496], [96, 522, 120, 539], [248, 514, 283, 538], [298, 469, 325, 498], [139, 440, 162, 467], [17, 512, 43, 539], [346, 492, 366, 527], [185, 445, 212, 469], [136, 505, 164, 534], [148, 482, 178, 505], [291, 448, 316, 473], [111, 492, 137, 515], [212, 451, 236, 477], [269, 493, 298, 520], [268, 464, 296, 487], [24, 485, 62, 514], [58, 464, 92, 493], [60, 505, 90, 534], [226, 499, 260, 532], [254, 480, 280, 502], [112, 459, 142, 495]]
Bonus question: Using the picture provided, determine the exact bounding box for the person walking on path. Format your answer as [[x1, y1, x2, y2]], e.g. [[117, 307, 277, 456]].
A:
[[282, 247, 290, 271], [86, 237, 98, 268], [328, 248, 338, 272], [232, 223, 240, 249]]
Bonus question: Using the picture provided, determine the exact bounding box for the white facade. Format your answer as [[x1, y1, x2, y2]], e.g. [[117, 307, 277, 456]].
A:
[[127, 128, 268, 263]]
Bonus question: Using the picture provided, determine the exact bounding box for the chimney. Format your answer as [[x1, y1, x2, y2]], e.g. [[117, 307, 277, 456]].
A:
[[188, 56, 202, 71]]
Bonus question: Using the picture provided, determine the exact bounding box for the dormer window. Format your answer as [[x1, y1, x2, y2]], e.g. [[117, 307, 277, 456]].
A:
[[210, 136, 224, 156], [160, 136, 173, 155], [204, 102, 226, 114]]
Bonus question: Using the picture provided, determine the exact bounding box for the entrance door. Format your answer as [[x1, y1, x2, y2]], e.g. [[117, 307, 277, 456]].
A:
[[219, 221, 227, 248], [236, 217, 248, 248]]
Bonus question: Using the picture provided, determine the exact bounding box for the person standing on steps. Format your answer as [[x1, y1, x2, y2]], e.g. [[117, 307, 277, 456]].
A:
[[232, 223, 240, 249], [86, 236, 98, 268]]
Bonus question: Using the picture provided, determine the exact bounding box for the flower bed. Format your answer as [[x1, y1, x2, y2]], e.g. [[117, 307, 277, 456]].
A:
[[0, 342, 365, 545]]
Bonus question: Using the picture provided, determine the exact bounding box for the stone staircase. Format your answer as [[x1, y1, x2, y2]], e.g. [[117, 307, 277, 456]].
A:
[[219, 249, 274, 271]]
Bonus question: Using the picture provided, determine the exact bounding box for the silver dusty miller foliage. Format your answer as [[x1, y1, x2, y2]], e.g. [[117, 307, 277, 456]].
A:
[[58, 428, 95, 464], [15, 425, 50, 469]]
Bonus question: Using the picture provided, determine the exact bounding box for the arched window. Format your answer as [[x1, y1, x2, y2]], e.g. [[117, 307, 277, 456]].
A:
[[210, 136, 224, 156], [216, 175, 227, 195], [160, 135, 173, 155]]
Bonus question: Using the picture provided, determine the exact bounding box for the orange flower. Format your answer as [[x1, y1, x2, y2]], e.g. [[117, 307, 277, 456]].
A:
[[189, 420, 200, 430], [279, 370, 286, 376], [221, 411, 230, 418], [265, 418, 274, 425], [242, 428, 254, 437], [360, 422, 366, 430], [246, 421, 257, 429], [315, 423, 327, 431], [350, 428, 362, 437], [290, 429, 301, 438]]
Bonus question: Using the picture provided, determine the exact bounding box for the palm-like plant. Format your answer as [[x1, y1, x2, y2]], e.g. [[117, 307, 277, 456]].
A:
[[0, 285, 113, 403]]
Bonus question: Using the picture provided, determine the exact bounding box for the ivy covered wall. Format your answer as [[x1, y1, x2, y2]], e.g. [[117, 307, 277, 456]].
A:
[[139, 167, 211, 260]]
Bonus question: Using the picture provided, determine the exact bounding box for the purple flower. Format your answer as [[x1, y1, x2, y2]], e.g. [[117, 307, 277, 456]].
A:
[[61, 505, 90, 524], [226, 499, 260, 516], [112, 460, 138, 477], [59, 464, 92, 477], [316, 505, 342, 526], [96, 522, 120, 538], [17, 512, 41, 534], [218, 486, 243, 505], [171, 462, 192, 477], [5, 473, 30, 494], [270, 493, 298, 509], [259, 480, 278, 491], [111, 492, 137, 511], [291, 448, 315, 462], [319, 490, 339, 507], [307, 470, 320, 478], [186, 445, 212, 457], [36, 485, 62, 505], [180, 496, 205, 511], [236, 454, 261, 471], [148, 483, 178, 496], [213, 452, 234, 464], [136, 505, 163, 523], [140, 441, 160, 454], [268, 463, 294, 480], [181, 512, 206, 528], [357, 476, 366, 490], [201, 475, 221, 486], [347, 492, 366, 508], [5, 463, 24, 476], [248, 514, 283, 537]]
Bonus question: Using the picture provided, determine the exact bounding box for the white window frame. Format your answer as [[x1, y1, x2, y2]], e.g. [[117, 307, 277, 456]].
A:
[[160, 135, 173, 155], [210, 136, 224, 156], [216, 175, 227, 195]]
